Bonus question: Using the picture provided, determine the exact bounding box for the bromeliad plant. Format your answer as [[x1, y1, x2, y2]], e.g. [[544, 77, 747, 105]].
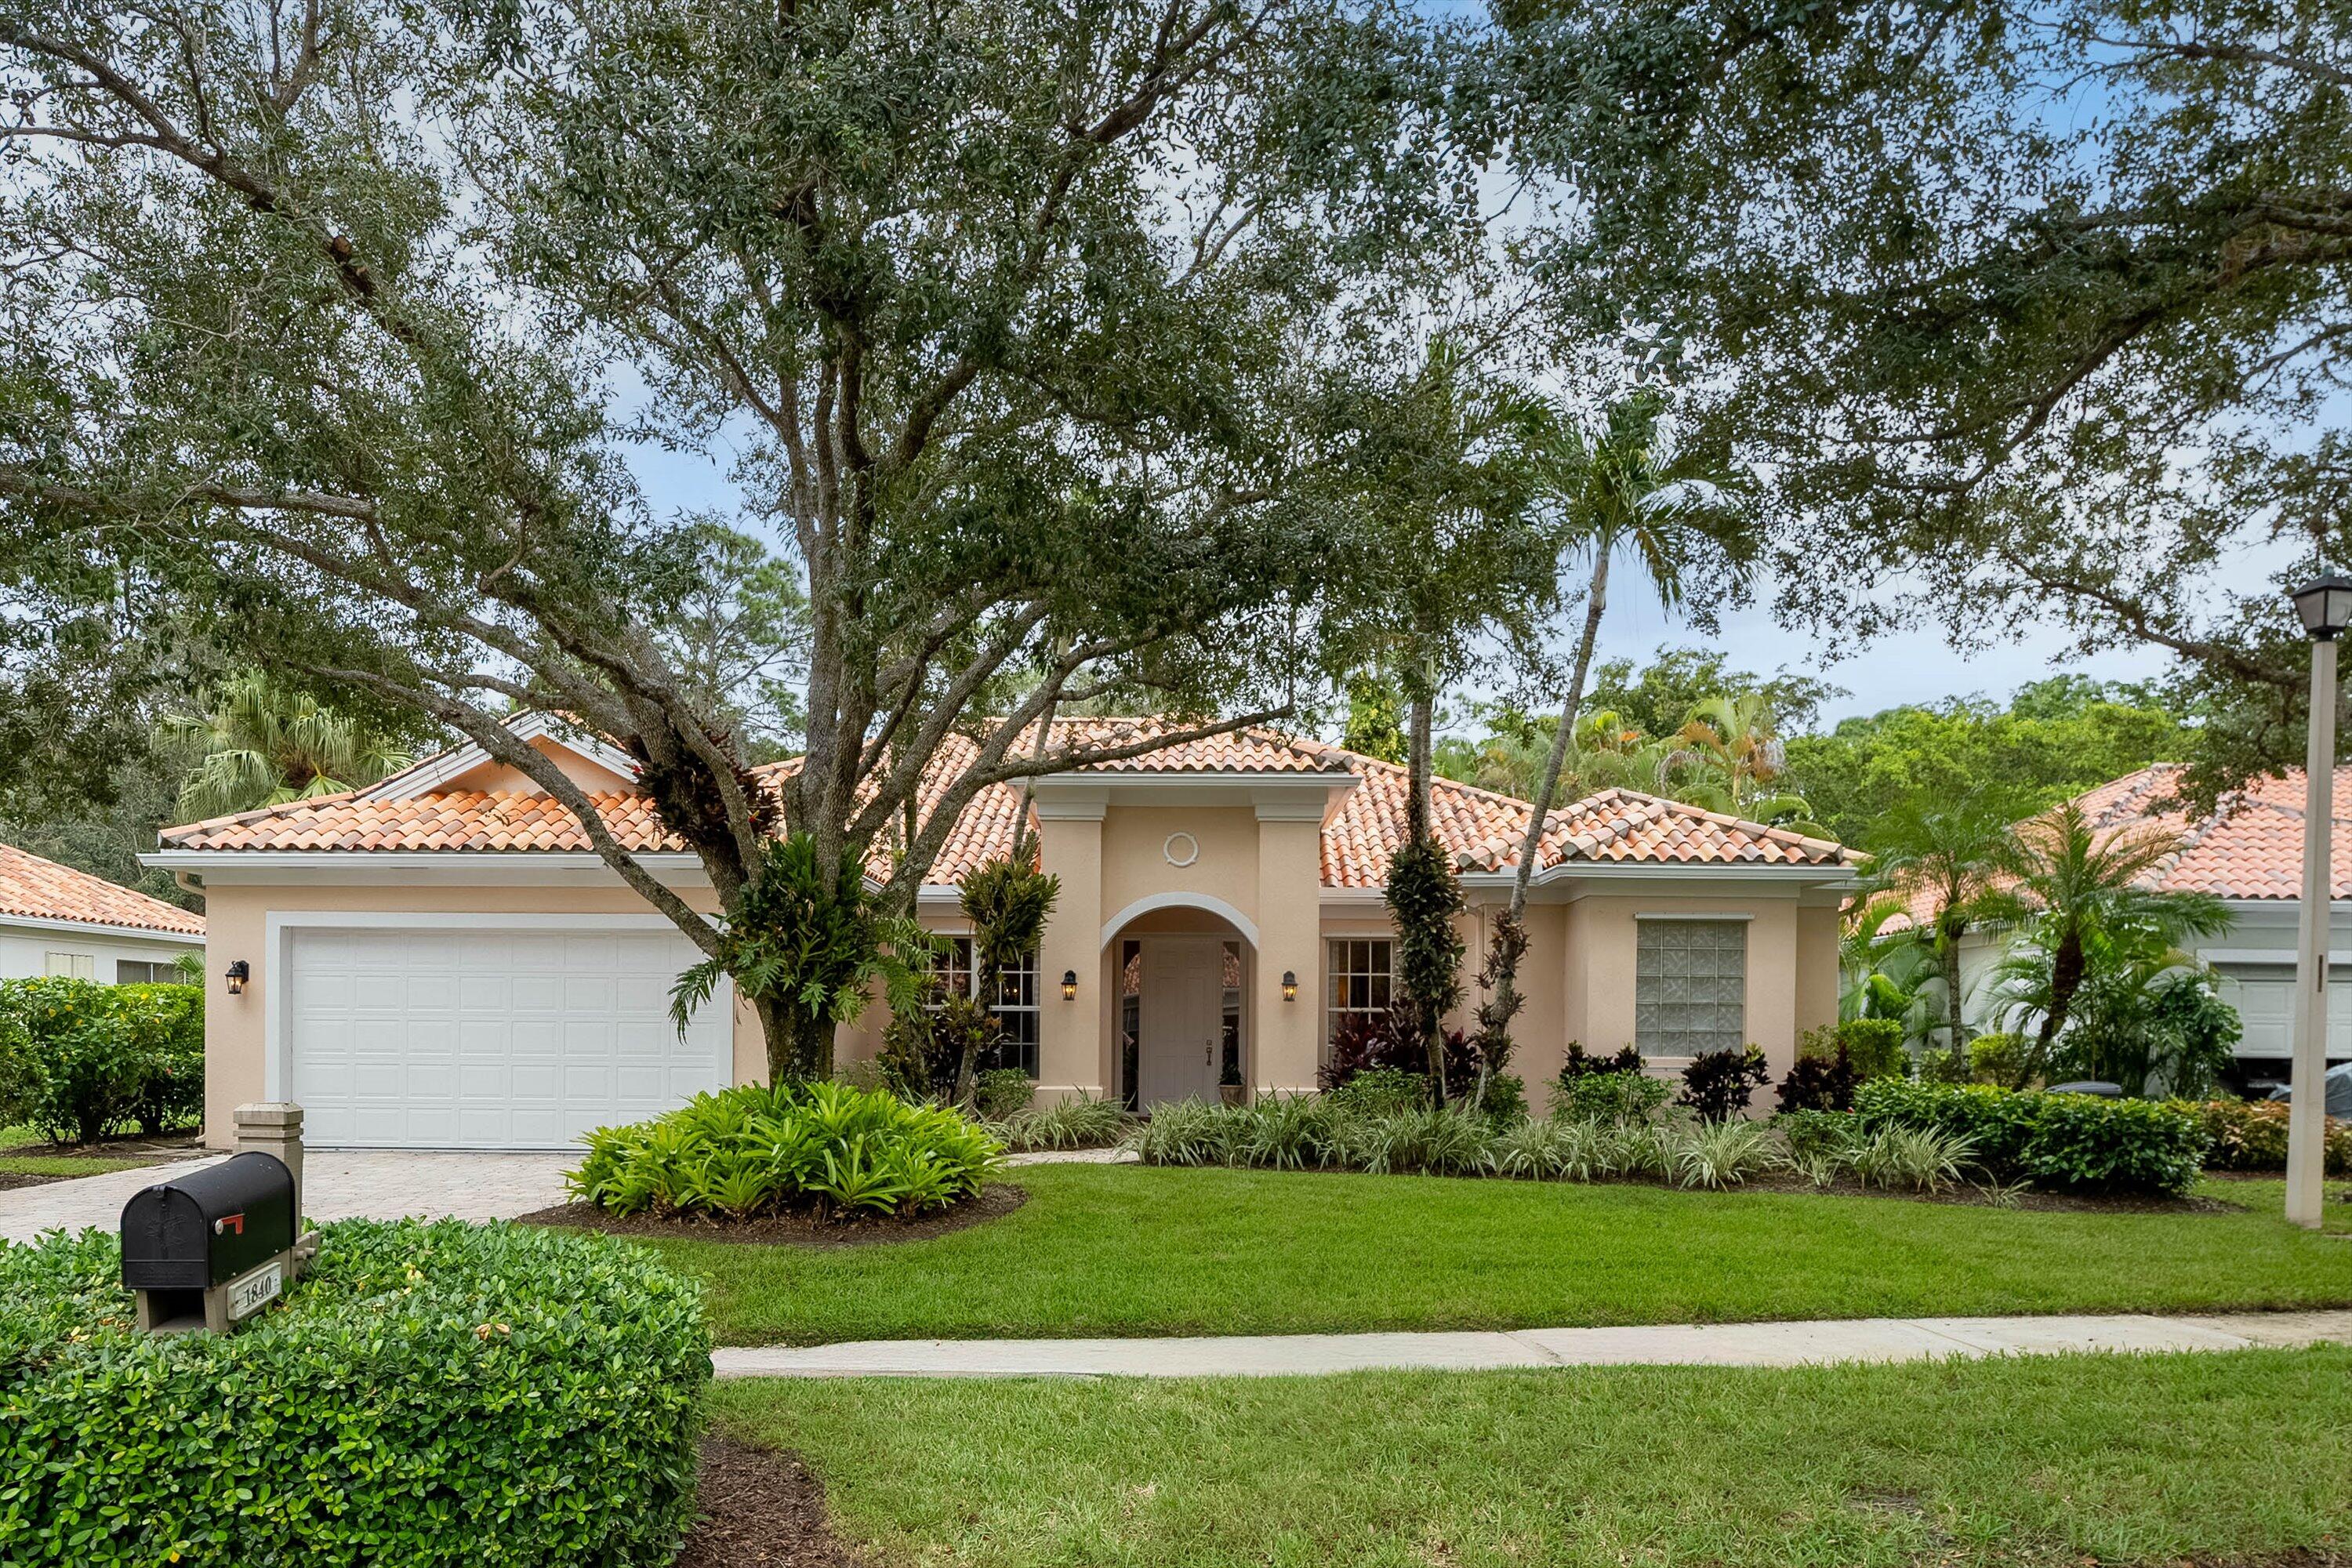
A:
[[568, 1082, 1003, 1221]]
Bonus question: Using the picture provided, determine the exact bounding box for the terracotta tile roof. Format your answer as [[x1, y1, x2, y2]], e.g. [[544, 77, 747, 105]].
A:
[[160, 720, 1857, 887], [0, 841, 205, 936], [1887, 763, 2352, 931], [2082, 763, 2352, 901], [162, 789, 686, 854]]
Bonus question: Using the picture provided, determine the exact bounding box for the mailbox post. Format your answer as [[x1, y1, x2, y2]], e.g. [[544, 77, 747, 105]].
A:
[[122, 1152, 299, 1334], [122, 1102, 318, 1335]]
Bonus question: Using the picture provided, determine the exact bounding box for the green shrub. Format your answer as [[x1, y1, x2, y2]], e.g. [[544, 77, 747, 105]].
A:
[[0, 978, 205, 1142], [1855, 1079, 2209, 1196], [1967, 1032, 2034, 1089], [973, 1067, 1036, 1120], [2192, 1098, 2352, 1175], [1476, 1073, 1528, 1121], [1856, 1079, 2042, 1173], [1916, 1044, 1973, 1083], [0, 1218, 706, 1566], [992, 1093, 1134, 1151], [1128, 1098, 1248, 1167], [1326, 1067, 1427, 1117], [1776, 1108, 1864, 1162], [1552, 1044, 1671, 1123], [2024, 1094, 2209, 1196], [1834, 1018, 1909, 1081], [568, 1081, 1002, 1219]]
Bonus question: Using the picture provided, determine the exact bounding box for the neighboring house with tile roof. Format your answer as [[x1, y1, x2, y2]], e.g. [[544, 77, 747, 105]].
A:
[[1920, 764, 2352, 1089], [147, 713, 1858, 1149], [0, 840, 205, 984]]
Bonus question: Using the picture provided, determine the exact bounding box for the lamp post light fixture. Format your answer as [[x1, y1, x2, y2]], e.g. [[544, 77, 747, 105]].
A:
[[2285, 575, 2352, 1228], [1281, 970, 1298, 1002], [1061, 969, 1078, 1001], [223, 960, 250, 996]]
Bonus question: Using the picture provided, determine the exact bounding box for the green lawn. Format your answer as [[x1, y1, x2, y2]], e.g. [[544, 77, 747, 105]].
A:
[[636, 1164, 2352, 1346], [713, 1345, 2352, 1567], [0, 1124, 184, 1179]]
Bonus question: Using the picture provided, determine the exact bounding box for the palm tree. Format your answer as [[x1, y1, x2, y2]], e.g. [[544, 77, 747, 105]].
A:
[[1480, 391, 1758, 1090], [1989, 800, 2232, 1061], [1857, 797, 2024, 1059], [169, 673, 416, 819], [1661, 692, 1824, 833]]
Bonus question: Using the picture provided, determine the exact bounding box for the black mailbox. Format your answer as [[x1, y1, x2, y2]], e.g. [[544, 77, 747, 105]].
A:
[[122, 1152, 296, 1294]]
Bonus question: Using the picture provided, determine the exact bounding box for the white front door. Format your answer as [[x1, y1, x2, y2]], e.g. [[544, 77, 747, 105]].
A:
[[284, 924, 732, 1149], [1138, 938, 1223, 1107]]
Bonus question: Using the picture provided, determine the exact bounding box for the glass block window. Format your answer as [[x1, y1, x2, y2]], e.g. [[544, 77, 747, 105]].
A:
[[922, 935, 1040, 1077], [1326, 938, 1393, 1044], [1634, 919, 1747, 1058]]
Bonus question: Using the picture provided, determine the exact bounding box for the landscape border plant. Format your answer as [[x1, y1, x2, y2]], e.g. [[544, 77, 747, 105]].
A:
[[0, 978, 203, 1143], [2194, 1098, 2352, 1176], [568, 1082, 1002, 1220], [1855, 1079, 2209, 1196], [0, 1218, 706, 1566]]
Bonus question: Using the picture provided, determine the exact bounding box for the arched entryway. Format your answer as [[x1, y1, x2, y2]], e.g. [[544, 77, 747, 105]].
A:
[[1101, 898, 1256, 1109]]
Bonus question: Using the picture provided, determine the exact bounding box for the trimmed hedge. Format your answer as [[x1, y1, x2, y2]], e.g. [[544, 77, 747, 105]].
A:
[[1854, 1080, 2210, 1196], [2194, 1098, 2352, 1176], [0, 978, 204, 1142], [569, 1080, 1003, 1218], [0, 1218, 706, 1566]]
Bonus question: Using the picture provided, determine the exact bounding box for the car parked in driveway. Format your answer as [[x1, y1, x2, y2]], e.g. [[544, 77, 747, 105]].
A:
[[2267, 1062, 2352, 1116]]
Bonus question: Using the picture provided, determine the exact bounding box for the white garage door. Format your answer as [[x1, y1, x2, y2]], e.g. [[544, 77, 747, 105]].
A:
[[2216, 965, 2352, 1061], [285, 925, 731, 1149]]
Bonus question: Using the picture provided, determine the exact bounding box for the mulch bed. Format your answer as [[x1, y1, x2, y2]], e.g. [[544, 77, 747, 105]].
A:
[[517, 1181, 1028, 1248], [674, 1434, 863, 1567], [1726, 1171, 2240, 1214]]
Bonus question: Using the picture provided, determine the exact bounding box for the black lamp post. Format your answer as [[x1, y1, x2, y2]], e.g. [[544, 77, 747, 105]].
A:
[[2285, 576, 2352, 1227]]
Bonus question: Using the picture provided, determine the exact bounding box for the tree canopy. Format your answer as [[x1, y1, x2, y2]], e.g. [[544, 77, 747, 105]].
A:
[[2, 0, 1489, 1074], [1494, 0, 2351, 801]]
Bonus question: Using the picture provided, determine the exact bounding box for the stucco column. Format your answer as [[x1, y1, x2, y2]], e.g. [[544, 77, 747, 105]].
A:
[[1253, 799, 1325, 1094], [1034, 791, 1107, 1104]]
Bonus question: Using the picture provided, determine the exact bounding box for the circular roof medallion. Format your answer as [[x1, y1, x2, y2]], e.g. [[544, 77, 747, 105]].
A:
[[1163, 831, 1200, 868]]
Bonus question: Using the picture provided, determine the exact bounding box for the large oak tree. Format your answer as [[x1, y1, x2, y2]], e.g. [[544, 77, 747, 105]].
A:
[[1494, 0, 2352, 801], [2, 0, 1481, 1074]]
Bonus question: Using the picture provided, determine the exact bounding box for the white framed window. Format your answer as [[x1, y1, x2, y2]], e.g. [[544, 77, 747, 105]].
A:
[[43, 951, 94, 979], [1325, 938, 1393, 1044], [116, 960, 172, 985], [1635, 919, 1747, 1058], [922, 935, 1040, 1077]]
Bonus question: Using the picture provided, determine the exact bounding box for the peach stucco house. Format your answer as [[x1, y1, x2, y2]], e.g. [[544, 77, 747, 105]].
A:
[[147, 714, 1858, 1150]]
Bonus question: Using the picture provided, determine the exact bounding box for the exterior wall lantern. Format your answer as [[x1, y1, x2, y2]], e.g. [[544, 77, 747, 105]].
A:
[[1281, 970, 1298, 1001], [1062, 969, 1078, 1000], [223, 960, 250, 996], [2284, 575, 2352, 1228]]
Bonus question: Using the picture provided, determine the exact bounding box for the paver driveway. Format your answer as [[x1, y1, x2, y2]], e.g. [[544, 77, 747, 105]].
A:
[[0, 1149, 574, 1244]]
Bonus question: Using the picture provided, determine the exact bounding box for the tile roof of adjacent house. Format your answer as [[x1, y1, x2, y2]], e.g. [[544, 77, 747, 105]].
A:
[[0, 840, 206, 936], [2073, 763, 2352, 901], [1889, 763, 2352, 930], [158, 720, 1856, 886]]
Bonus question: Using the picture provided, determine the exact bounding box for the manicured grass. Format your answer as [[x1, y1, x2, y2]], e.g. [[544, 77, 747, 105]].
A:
[[713, 1346, 2352, 1567], [0, 1152, 161, 1178], [0, 1124, 189, 1179], [634, 1163, 2352, 1345]]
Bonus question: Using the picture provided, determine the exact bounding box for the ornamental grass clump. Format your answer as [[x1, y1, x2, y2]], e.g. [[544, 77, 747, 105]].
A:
[[0, 1219, 706, 1566], [568, 1080, 1002, 1220], [991, 1093, 1135, 1152], [1662, 1116, 1781, 1190]]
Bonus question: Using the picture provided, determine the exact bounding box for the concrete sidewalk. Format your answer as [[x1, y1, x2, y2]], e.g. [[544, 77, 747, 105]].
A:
[[709, 1308, 2352, 1380]]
